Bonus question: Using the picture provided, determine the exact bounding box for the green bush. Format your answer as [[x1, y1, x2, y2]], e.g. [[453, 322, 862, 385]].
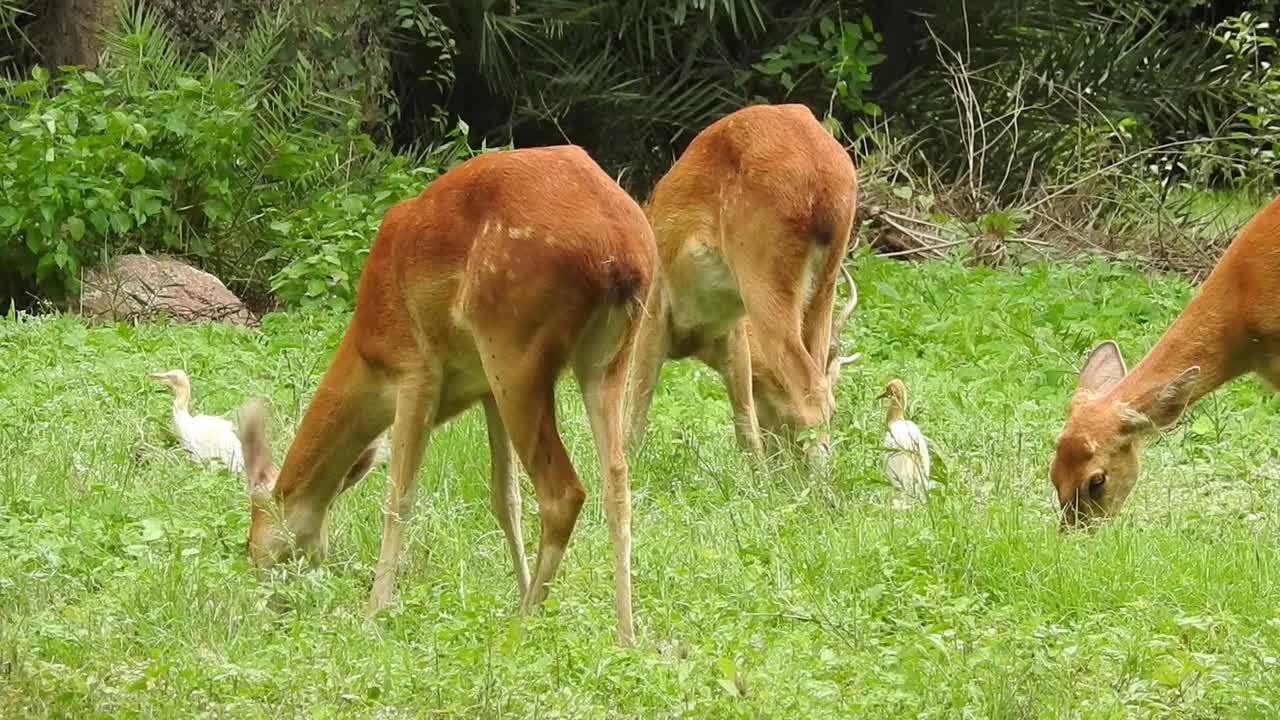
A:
[[0, 64, 258, 297], [739, 14, 884, 136], [265, 121, 496, 311], [264, 179, 403, 312], [1195, 11, 1280, 188], [0, 2, 486, 307]]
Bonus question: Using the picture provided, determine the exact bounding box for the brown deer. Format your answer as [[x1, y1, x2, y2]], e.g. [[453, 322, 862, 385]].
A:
[[1052, 194, 1280, 528], [236, 146, 656, 645], [625, 103, 859, 460]]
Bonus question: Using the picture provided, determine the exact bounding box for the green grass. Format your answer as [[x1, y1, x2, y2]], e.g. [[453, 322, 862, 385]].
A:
[[5, 253, 1280, 718]]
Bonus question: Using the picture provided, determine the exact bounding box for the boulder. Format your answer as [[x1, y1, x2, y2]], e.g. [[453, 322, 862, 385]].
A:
[[76, 254, 257, 325]]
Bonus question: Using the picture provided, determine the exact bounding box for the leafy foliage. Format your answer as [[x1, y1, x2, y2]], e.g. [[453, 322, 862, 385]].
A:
[[1193, 11, 1280, 187], [888, 0, 1280, 203], [266, 121, 494, 311], [8, 0, 1280, 302], [434, 0, 862, 189], [741, 14, 884, 134], [0, 1, 483, 304], [0, 63, 259, 297]]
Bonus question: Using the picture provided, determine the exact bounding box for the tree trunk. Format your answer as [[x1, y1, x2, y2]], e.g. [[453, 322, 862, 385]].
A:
[[32, 0, 115, 69]]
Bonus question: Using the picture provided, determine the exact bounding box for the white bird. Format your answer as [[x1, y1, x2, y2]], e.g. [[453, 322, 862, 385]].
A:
[[149, 369, 244, 472], [876, 378, 934, 501]]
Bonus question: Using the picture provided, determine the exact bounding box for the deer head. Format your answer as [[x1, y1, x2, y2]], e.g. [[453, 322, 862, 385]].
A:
[[237, 397, 380, 569], [753, 265, 860, 459], [1051, 341, 1199, 528]]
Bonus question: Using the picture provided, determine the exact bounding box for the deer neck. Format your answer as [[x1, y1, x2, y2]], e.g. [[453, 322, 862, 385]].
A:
[[1110, 271, 1248, 409], [274, 339, 386, 528]]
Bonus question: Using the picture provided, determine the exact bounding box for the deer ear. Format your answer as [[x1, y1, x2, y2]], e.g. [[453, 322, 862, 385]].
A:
[[1074, 341, 1127, 399], [1132, 366, 1200, 430], [237, 397, 276, 496]]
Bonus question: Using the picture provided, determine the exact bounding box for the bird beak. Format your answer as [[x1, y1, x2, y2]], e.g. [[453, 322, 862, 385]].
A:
[[148, 373, 168, 381], [875, 389, 890, 400]]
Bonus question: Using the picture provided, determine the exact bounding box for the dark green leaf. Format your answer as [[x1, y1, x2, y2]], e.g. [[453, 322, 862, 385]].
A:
[[109, 211, 131, 234], [203, 199, 231, 223], [67, 217, 85, 241], [120, 154, 146, 184]]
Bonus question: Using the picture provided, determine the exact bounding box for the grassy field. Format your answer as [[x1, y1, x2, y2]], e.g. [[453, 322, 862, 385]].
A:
[[4, 252, 1280, 718]]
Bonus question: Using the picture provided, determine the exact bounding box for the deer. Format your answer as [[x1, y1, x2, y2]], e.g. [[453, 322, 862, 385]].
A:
[[1051, 193, 1280, 528], [235, 145, 656, 646], [625, 103, 859, 462]]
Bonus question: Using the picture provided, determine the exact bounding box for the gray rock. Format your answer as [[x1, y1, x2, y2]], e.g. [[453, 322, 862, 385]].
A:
[[76, 254, 256, 325]]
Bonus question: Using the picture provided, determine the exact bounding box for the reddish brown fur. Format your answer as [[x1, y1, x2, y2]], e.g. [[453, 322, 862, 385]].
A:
[[1052, 193, 1280, 525], [237, 146, 655, 645], [626, 104, 859, 458]]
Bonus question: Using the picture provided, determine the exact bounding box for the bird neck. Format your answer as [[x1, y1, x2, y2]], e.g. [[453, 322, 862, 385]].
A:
[[171, 384, 191, 417], [885, 401, 905, 425]]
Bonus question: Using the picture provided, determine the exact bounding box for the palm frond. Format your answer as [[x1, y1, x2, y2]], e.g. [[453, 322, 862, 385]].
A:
[[102, 0, 190, 93], [206, 3, 291, 95], [1, 0, 33, 47]]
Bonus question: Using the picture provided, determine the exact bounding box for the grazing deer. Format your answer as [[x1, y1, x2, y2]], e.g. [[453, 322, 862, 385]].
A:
[[1052, 194, 1280, 527], [626, 103, 859, 460], [236, 146, 656, 645]]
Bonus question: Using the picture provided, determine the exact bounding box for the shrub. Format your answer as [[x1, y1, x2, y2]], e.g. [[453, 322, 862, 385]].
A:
[[0, 64, 258, 298], [265, 121, 496, 311], [739, 14, 884, 136], [0, 2, 484, 307]]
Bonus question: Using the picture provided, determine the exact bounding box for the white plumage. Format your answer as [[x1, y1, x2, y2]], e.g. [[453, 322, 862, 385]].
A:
[[877, 379, 935, 500], [150, 369, 244, 472]]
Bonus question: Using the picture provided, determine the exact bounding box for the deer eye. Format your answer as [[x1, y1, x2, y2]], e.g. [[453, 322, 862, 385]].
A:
[[1088, 472, 1106, 495]]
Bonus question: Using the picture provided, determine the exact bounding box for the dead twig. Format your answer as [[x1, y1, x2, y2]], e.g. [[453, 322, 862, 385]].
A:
[[874, 212, 951, 251], [878, 208, 951, 233], [878, 239, 967, 258]]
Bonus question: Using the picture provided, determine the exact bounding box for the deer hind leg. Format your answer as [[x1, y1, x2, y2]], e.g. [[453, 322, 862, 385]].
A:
[[797, 273, 840, 461], [803, 215, 855, 408], [800, 218, 852, 372], [478, 335, 584, 618], [712, 320, 764, 456], [807, 213, 855, 458], [367, 369, 440, 617], [576, 308, 641, 646], [624, 277, 670, 453], [482, 394, 531, 600]]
